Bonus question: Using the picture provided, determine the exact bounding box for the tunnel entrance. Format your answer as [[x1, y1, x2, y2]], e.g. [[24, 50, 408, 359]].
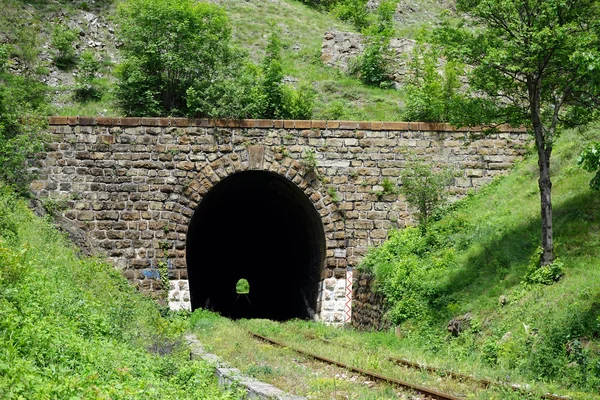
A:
[[186, 171, 326, 321]]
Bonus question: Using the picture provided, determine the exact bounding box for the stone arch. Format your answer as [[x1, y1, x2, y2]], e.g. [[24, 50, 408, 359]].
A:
[[179, 147, 343, 320]]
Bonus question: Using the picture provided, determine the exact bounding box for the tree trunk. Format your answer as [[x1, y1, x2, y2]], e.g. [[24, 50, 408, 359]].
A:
[[530, 79, 555, 266]]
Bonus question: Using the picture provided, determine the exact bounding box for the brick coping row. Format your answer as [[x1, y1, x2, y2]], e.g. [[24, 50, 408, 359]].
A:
[[48, 116, 527, 133]]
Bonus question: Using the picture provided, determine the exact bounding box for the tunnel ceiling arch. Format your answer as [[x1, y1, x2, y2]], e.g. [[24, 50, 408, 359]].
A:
[[186, 170, 326, 321]]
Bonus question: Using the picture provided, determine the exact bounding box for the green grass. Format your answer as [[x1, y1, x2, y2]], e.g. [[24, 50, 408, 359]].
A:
[[215, 0, 408, 120], [0, 187, 240, 399]]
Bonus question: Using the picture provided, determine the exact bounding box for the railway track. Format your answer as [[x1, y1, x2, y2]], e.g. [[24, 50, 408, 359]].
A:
[[316, 337, 571, 400], [249, 331, 573, 400], [249, 331, 465, 400]]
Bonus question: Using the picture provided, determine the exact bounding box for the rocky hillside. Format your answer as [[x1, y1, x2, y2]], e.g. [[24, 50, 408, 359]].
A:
[[1, 0, 454, 119]]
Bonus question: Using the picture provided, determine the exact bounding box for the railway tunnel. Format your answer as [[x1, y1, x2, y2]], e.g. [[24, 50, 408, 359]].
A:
[[186, 171, 326, 321]]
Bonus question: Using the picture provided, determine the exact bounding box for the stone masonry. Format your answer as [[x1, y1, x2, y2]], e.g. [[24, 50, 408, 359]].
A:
[[31, 117, 528, 322]]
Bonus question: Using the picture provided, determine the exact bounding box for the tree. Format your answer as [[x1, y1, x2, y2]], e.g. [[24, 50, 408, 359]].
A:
[[115, 0, 252, 117], [437, 0, 600, 266], [399, 153, 456, 233]]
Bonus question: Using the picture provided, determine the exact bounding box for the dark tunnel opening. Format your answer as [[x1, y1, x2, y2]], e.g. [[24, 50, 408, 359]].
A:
[[186, 171, 326, 321]]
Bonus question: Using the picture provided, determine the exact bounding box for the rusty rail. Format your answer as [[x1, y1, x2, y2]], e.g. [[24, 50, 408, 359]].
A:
[[318, 338, 571, 400], [249, 331, 464, 400]]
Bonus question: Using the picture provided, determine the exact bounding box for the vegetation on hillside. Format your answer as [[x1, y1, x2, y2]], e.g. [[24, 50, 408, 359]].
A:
[[358, 126, 600, 395], [0, 186, 240, 398]]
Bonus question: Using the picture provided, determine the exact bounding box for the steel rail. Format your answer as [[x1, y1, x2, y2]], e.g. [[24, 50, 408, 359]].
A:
[[249, 331, 464, 400], [318, 337, 571, 400]]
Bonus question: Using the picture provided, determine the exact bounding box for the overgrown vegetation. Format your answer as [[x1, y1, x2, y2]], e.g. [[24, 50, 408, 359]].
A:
[[358, 127, 600, 394], [398, 152, 456, 232], [0, 44, 48, 195], [349, 0, 396, 87], [402, 32, 463, 122], [0, 185, 240, 399]]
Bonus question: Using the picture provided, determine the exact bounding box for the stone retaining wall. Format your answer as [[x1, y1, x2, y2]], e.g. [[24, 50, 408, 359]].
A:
[[351, 273, 388, 330]]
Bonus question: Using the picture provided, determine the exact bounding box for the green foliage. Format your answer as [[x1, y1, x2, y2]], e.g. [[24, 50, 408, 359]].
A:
[[116, 0, 250, 117], [74, 50, 103, 101], [332, 0, 370, 31], [402, 33, 463, 122], [578, 142, 600, 190], [0, 44, 48, 194], [301, 148, 318, 173], [359, 223, 464, 325], [0, 186, 239, 399], [399, 152, 456, 232], [257, 29, 315, 119], [235, 278, 250, 295], [437, 0, 600, 266], [349, 0, 396, 87], [524, 247, 564, 285], [51, 25, 78, 70], [327, 186, 341, 203]]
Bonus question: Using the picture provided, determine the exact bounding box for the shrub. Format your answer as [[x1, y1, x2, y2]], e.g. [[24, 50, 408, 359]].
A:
[[578, 142, 600, 190], [349, 0, 396, 87], [402, 33, 464, 122], [51, 25, 78, 70], [116, 0, 250, 117], [74, 50, 103, 101], [524, 247, 564, 285], [0, 44, 48, 194], [399, 152, 456, 232], [257, 29, 315, 119], [332, 0, 371, 31]]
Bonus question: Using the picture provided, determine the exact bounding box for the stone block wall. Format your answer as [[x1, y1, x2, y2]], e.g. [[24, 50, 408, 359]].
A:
[[31, 117, 528, 318], [351, 273, 389, 330]]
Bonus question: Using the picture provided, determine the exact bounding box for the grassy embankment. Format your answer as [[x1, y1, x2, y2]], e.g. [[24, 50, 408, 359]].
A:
[[190, 127, 600, 399], [0, 187, 240, 399]]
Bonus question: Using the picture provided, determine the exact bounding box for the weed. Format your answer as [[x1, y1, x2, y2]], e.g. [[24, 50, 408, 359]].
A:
[[328, 186, 341, 203], [301, 148, 318, 173]]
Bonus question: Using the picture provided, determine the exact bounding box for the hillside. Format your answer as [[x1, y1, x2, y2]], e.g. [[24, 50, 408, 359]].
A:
[[0, 187, 239, 398], [0, 0, 452, 120]]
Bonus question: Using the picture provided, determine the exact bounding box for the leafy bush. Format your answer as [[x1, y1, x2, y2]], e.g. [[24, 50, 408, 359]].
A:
[[74, 50, 103, 101], [51, 25, 78, 70], [399, 152, 456, 232], [359, 225, 462, 325], [0, 44, 48, 194], [578, 142, 600, 190], [257, 30, 315, 119], [332, 0, 371, 31], [116, 0, 254, 118], [524, 247, 564, 285], [349, 0, 396, 87], [402, 34, 464, 122]]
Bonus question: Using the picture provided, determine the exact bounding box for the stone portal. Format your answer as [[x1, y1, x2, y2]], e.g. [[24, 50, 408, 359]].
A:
[[186, 171, 325, 320]]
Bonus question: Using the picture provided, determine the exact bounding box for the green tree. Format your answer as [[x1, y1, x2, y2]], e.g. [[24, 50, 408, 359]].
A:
[[350, 0, 396, 87], [399, 153, 455, 233], [437, 0, 600, 266], [51, 25, 78, 70], [257, 29, 315, 119], [402, 33, 463, 122], [116, 0, 251, 117]]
